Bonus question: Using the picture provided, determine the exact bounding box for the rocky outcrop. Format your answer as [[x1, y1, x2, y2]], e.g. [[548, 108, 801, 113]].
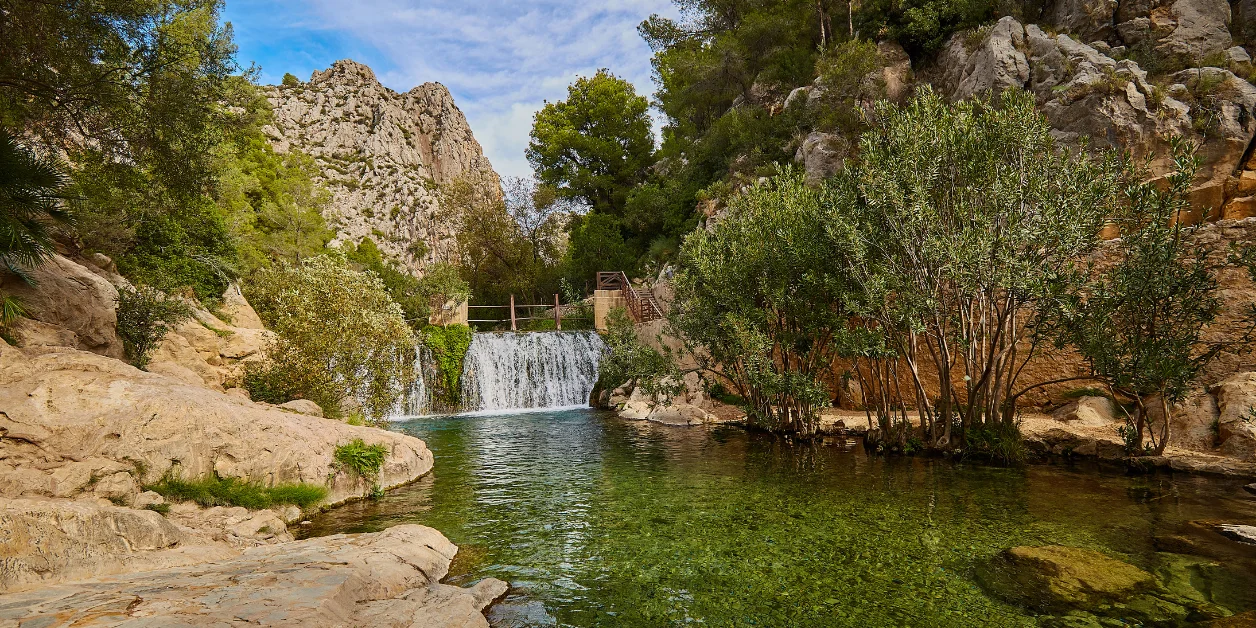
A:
[[0, 524, 506, 627], [0, 498, 237, 593], [935, 18, 1256, 217], [0, 255, 123, 359], [262, 60, 501, 273], [0, 344, 432, 508]]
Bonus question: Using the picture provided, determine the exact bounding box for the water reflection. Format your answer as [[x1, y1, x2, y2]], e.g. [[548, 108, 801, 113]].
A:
[[301, 409, 1256, 627]]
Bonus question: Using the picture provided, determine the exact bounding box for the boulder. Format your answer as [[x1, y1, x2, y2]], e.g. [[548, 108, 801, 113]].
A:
[[1155, 0, 1233, 58], [221, 284, 267, 329], [937, 17, 1030, 101], [1246, 483, 1256, 495], [0, 348, 433, 507], [1053, 0, 1119, 41], [619, 401, 652, 420], [0, 525, 505, 627], [875, 41, 913, 102], [0, 498, 223, 593], [1169, 389, 1221, 451], [648, 403, 716, 426], [1212, 372, 1256, 459], [977, 545, 1156, 612], [794, 132, 847, 184], [1052, 396, 1118, 427], [1226, 46, 1254, 76], [0, 255, 123, 358], [278, 399, 324, 417]]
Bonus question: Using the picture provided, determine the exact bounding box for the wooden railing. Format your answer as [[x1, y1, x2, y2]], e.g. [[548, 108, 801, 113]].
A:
[[467, 294, 590, 331], [599, 271, 664, 323]]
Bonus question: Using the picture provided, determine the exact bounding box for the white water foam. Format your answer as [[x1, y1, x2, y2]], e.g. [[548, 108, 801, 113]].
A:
[[399, 331, 605, 417], [460, 331, 606, 413]]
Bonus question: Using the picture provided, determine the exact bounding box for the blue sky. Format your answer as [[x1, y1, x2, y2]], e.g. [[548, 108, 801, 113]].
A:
[[222, 0, 680, 179]]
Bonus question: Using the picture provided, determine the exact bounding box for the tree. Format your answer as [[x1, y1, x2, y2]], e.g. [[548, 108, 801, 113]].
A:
[[114, 285, 193, 369], [0, 126, 73, 337], [1062, 141, 1230, 456], [0, 127, 73, 279], [281, 72, 300, 87], [245, 254, 417, 420], [840, 87, 1126, 449], [527, 70, 655, 217], [673, 169, 862, 434], [503, 176, 568, 266]]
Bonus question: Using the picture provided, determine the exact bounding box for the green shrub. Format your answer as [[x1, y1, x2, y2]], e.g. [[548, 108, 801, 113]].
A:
[[145, 474, 327, 510], [245, 254, 417, 420], [115, 285, 193, 369], [422, 324, 473, 406], [962, 421, 1028, 465], [334, 439, 389, 483], [281, 72, 300, 87]]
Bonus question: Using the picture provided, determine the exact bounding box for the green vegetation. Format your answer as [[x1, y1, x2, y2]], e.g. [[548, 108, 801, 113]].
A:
[[673, 88, 1127, 443], [345, 238, 469, 329], [334, 439, 389, 486], [1062, 140, 1231, 456], [146, 473, 327, 510], [245, 254, 417, 419], [674, 170, 855, 434], [114, 285, 194, 369], [597, 307, 681, 400], [422, 324, 474, 406], [281, 72, 300, 87]]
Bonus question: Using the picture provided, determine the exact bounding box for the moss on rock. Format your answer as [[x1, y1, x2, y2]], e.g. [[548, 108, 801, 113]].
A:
[[977, 545, 1156, 612]]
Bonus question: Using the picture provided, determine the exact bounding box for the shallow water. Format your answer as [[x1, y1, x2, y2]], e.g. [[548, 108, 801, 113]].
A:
[[302, 409, 1256, 627]]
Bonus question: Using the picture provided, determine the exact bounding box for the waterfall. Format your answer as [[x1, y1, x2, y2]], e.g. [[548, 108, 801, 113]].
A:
[[460, 331, 606, 413], [399, 331, 606, 417]]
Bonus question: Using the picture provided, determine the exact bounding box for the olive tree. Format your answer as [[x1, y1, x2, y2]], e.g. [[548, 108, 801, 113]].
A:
[[840, 87, 1126, 449], [673, 169, 864, 434], [245, 253, 417, 420], [1063, 141, 1230, 455]]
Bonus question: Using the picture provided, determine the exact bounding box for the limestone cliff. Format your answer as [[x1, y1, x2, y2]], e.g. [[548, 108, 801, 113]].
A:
[[261, 60, 501, 272]]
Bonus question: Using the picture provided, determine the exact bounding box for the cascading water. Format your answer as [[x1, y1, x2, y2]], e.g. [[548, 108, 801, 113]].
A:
[[459, 331, 606, 413], [400, 331, 606, 416]]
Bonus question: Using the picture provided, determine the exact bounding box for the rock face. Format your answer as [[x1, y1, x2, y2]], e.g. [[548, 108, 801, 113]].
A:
[[0, 524, 506, 627], [0, 255, 124, 359], [262, 60, 501, 272], [935, 18, 1256, 213], [0, 344, 433, 508]]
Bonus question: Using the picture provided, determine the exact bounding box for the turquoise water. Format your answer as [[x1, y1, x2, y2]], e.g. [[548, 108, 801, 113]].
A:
[[302, 409, 1256, 627]]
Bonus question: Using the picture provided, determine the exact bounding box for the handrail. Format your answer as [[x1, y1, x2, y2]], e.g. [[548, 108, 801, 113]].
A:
[[600, 270, 663, 323]]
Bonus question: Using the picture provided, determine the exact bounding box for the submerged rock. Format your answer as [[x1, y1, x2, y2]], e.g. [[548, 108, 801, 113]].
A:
[[0, 524, 505, 627], [977, 545, 1156, 612]]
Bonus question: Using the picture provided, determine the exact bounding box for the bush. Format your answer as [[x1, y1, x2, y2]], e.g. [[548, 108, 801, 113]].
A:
[[115, 285, 193, 369], [145, 473, 327, 510], [597, 307, 682, 401], [422, 324, 473, 406], [281, 72, 300, 87], [962, 421, 1028, 465], [334, 439, 389, 484], [245, 254, 417, 419]]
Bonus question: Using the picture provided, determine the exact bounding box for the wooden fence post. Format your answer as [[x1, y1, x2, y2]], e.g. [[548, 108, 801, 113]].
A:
[[555, 293, 562, 330], [510, 294, 517, 331]]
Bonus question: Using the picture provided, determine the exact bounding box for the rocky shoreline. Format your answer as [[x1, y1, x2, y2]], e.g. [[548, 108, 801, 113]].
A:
[[0, 254, 503, 626]]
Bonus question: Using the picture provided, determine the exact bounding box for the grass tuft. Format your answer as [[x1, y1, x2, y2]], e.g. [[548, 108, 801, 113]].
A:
[[334, 439, 389, 482], [145, 474, 327, 510]]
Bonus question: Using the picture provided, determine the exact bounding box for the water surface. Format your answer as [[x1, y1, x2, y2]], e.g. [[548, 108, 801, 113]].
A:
[[302, 409, 1256, 627]]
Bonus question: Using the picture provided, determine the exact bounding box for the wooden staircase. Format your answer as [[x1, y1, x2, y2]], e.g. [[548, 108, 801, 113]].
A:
[[597, 272, 664, 323]]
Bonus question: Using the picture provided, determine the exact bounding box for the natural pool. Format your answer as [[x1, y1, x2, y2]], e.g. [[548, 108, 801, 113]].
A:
[[301, 409, 1256, 627]]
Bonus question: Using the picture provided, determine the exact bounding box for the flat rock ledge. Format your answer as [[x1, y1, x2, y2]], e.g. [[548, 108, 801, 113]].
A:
[[0, 524, 506, 627]]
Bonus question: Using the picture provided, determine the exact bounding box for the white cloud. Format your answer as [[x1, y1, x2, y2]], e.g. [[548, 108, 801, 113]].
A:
[[267, 0, 680, 179]]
